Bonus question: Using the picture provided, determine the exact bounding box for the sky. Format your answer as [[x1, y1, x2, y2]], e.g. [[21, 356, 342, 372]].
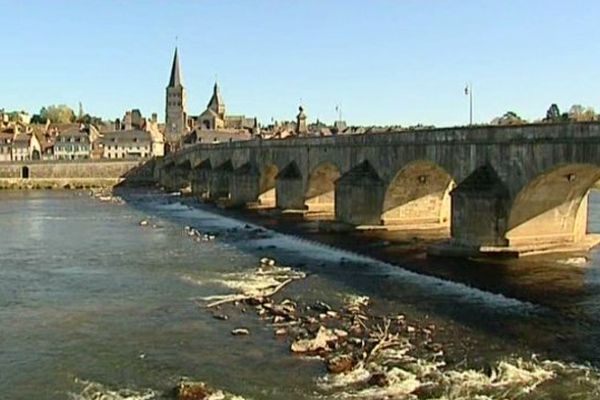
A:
[[2, 0, 600, 127]]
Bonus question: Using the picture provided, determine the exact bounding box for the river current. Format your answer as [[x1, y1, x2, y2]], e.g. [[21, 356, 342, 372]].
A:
[[2, 190, 600, 399]]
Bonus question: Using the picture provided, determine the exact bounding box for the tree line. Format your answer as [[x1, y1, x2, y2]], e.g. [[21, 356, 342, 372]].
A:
[[492, 104, 597, 126]]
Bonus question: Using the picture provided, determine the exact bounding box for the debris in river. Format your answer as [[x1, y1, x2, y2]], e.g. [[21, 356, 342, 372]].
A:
[[327, 354, 355, 374], [231, 328, 250, 336], [557, 256, 588, 266], [139, 220, 149, 226], [198, 259, 306, 308], [184, 226, 217, 242], [311, 301, 332, 313], [291, 326, 339, 354], [275, 328, 287, 336], [260, 257, 276, 266], [174, 379, 246, 400], [70, 378, 156, 400], [196, 258, 600, 399], [89, 188, 124, 205]]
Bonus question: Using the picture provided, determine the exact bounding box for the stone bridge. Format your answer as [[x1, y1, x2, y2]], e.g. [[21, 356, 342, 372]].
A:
[[157, 122, 600, 257]]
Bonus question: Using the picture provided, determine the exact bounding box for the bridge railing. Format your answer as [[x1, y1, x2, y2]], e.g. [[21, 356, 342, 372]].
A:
[[170, 121, 600, 159]]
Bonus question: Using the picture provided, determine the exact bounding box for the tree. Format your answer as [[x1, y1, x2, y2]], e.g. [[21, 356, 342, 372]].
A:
[[545, 104, 561, 121], [582, 107, 597, 122], [78, 113, 104, 125], [568, 104, 585, 121], [39, 104, 76, 123], [491, 111, 527, 125], [7, 111, 20, 122], [30, 114, 45, 124], [567, 105, 597, 122]]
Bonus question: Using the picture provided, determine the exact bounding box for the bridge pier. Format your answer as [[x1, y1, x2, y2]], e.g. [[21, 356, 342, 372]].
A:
[[449, 164, 511, 248], [431, 164, 600, 257], [230, 162, 260, 207], [335, 161, 385, 225], [191, 160, 212, 200], [275, 162, 305, 210], [160, 160, 192, 192], [208, 161, 233, 201]]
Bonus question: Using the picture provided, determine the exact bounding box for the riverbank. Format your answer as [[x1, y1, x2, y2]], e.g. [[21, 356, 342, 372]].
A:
[[0, 159, 155, 189], [0, 177, 123, 190]]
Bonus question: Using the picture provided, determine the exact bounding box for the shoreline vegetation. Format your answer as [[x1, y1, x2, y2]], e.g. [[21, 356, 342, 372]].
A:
[[69, 188, 600, 399]]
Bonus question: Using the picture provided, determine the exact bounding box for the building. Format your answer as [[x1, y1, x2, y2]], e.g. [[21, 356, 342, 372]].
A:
[[196, 82, 258, 133], [11, 132, 41, 161], [182, 128, 252, 147], [40, 141, 55, 160], [115, 109, 164, 157], [147, 121, 165, 157], [0, 109, 8, 125], [14, 111, 31, 125], [164, 47, 188, 147], [101, 130, 152, 159], [0, 131, 13, 161], [54, 129, 92, 160], [122, 109, 145, 131]]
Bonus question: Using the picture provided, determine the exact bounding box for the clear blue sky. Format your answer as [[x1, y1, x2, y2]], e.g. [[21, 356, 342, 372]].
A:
[[2, 0, 599, 127]]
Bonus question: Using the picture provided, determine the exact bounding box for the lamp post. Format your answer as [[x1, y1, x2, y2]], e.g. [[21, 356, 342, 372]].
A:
[[465, 83, 473, 126]]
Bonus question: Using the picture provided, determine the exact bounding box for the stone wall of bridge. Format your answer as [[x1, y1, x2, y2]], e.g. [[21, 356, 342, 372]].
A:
[[158, 122, 600, 256]]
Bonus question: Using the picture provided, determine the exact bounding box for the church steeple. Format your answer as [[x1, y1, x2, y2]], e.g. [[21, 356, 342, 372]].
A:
[[168, 47, 183, 87], [165, 47, 187, 146], [207, 81, 225, 118]]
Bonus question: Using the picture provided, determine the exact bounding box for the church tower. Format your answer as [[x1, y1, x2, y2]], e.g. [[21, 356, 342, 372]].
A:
[[165, 47, 187, 146], [206, 81, 226, 119]]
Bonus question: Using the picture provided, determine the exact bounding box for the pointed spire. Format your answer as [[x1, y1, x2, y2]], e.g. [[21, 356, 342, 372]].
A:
[[168, 47, 183, 87], [207, 79, 225, 116]]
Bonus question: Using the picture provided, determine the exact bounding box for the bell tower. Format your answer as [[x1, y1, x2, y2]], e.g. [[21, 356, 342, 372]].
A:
[[165, 47, 187, 146]]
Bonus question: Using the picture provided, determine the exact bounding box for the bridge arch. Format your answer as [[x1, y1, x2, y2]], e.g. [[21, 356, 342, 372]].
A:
[[382, 161, 455, 229], [258, 164, 279, 207], [304, 162, 341, 215], [505, 163, 600, 247]]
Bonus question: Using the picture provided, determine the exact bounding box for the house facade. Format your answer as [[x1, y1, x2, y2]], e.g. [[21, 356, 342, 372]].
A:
[[101, 130, 152, 159], [54, 129, 91, 160], [0, 131, 12, 161], [11, 133, 41, 161]]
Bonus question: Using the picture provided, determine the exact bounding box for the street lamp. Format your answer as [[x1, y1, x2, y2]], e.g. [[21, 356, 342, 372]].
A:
[[464, 82, 473, 126]]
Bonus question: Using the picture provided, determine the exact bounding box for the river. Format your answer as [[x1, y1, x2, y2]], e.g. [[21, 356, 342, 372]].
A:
[[2, 189, 600, 399]]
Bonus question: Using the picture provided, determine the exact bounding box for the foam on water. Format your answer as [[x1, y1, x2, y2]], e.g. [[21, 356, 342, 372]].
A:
[[69, 379, 156, 400], [69, 379, 250, 400], [317, 356, 600, 399], [155, 199, 540, 315]]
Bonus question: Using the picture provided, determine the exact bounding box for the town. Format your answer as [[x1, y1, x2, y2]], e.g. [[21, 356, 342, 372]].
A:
[[4, 2, 600, 400], [1, 47, 597, 163]]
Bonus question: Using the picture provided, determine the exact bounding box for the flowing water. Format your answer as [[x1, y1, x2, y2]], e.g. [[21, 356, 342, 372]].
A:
[[2, 189, 600, 399]]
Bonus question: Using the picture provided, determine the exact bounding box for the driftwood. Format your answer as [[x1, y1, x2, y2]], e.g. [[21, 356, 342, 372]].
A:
[[365, 318, 404, 362], [204, 277, 296, 308], [202, 259, 306, 308]]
